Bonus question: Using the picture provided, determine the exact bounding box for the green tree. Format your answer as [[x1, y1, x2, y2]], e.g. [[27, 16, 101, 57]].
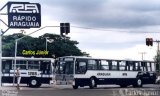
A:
[[2, 33, 25, 56], [2, 33, 89, 58], [154, 52, 160, 75]]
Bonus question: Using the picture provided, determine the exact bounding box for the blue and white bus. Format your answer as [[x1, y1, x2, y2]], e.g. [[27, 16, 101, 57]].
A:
[[54, 56, 157, 89], [2, 57, 54, 88]]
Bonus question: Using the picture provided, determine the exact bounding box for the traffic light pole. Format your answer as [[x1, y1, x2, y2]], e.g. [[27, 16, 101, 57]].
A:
[[146, 38, 160, 74]]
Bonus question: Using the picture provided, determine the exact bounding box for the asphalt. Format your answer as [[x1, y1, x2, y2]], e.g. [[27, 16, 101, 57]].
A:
[[0, 84, 159, 96]]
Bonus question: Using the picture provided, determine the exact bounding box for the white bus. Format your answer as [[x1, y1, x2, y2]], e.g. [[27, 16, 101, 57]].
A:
[[1, 57, 54, 88], [54, 56, 157, 89]]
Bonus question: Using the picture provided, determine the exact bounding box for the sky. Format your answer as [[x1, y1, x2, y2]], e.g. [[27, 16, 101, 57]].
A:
[[0, 0, 160, 60]]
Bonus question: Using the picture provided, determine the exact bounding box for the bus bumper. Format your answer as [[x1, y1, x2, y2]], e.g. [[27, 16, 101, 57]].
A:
[[156, 76, 160, 84]]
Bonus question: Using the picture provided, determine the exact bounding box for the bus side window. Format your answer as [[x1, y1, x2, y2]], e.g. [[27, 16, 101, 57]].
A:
[[100, 60, 109, 70], [119, 61, 126, 71], [141, 62, 148, 71], [88, 60, 98, 70], [108, 61, 112, 70], [137, 62, 141, 71], [151, 62, 155, 71], [140, 62, 143, 71], [125, 61, 128, 71], [128, 61, 135, 71], [111, 61, 118, 70], [132, 62, 136, 71], [2, 60, 12, 73], [59, 62, 64, 74], [135, 62, 140, 71], [141, 62, 147, 71], [75, 61, 87, 74], [147, 62, 151, 71], [16, 60, 26, 69], [28, 61, 40, 70]]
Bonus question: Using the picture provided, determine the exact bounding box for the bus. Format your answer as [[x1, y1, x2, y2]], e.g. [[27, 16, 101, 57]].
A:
[[1, 57, 55, 88], [54, 56, 157, 89]]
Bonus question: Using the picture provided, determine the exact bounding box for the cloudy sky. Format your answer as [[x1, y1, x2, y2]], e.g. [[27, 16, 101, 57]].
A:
[[0, 0, 160, 60]]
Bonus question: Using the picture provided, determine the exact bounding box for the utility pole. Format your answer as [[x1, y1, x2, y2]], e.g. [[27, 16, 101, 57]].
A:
[[155, 40, 160, 74], [146, 38, 160, 74], [139, 52, 146, 60]]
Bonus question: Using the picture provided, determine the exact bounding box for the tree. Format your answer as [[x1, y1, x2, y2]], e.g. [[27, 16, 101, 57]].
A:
[[154, 52, 160, 75], [2, 33, 25, 56], [2, 33, 89, 58]]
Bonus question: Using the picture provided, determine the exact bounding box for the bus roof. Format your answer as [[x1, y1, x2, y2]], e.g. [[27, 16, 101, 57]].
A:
[[2, 57, 54, 61], [58, 56, 155, 62]]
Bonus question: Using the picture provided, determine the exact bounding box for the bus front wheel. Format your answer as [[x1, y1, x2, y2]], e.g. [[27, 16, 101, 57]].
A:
[[72, 79, 78, 89], [89, 77, 96, 89], [28, 77, 41, 88], [133, 78, 142, 87]]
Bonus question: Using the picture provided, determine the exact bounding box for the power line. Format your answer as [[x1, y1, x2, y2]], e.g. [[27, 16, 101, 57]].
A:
[[72, 26, 160, 33]]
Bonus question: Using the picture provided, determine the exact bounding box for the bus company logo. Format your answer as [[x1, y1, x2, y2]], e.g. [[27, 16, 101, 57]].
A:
[[97, 73, 111, 76], [7, 2, 41, 29], [9, 4, 39, 13]]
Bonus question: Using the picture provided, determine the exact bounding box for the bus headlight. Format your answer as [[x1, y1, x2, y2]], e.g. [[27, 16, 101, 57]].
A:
[[50, 80, 56, 85], [72, 80, 75, 86]]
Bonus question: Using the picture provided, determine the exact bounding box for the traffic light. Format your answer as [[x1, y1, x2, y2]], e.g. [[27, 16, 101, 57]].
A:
[[65, 23, 70, 34], [146, 38, 149, 46], [150, 38, 153, 46], [146, 38, 153, 46], [60, 23, 70, 36], [60, 23, 65, 36]]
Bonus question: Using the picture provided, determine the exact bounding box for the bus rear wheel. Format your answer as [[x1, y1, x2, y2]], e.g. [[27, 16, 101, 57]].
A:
[[133, 78, 142, 88], [89, 77, 96, 89], [28, 77, 41, 88], [73, 85, 78, 89]]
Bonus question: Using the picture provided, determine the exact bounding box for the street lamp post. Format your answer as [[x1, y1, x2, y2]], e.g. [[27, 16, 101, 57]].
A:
[[13, 39, 18, 86], [45, 37, 54, 51], [45, 37, 49, 51], [13, 26, 60, 86]]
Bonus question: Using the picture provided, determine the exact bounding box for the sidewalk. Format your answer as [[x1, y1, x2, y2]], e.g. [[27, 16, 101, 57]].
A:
[[0, 84, 73, 90]]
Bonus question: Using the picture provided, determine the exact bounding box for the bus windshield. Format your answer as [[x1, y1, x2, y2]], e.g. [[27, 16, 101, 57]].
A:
[[56, 57, 74, 74]]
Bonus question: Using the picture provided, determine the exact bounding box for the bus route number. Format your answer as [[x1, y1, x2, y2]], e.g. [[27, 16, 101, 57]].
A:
[[28, 72, 37, 76]]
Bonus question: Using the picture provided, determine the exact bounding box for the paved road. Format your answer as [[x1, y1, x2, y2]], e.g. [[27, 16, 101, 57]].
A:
[[0, 84, 160, 96]]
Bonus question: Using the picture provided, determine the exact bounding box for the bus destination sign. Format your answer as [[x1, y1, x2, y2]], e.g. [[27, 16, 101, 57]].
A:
[[7, 2, 41, 29]]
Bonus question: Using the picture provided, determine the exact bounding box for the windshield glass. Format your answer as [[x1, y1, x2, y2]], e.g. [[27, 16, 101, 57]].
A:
[[56, 57, 74, 74]]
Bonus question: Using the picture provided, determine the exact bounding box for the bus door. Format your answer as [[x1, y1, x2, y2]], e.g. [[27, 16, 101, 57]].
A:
[[2, 60, 12, 74], [140, 62, 152, 83], [40, 61, 51, 75], [55, 57, 74, 85], [2, 60, 13, 83]]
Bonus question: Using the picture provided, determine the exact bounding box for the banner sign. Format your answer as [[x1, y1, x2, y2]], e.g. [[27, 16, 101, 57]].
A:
[[7, 2, 41, 28]]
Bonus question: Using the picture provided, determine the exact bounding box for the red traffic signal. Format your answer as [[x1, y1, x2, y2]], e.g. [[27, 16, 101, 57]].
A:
[[60, 23, 70, 36], [146, 38, 153, 46]]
